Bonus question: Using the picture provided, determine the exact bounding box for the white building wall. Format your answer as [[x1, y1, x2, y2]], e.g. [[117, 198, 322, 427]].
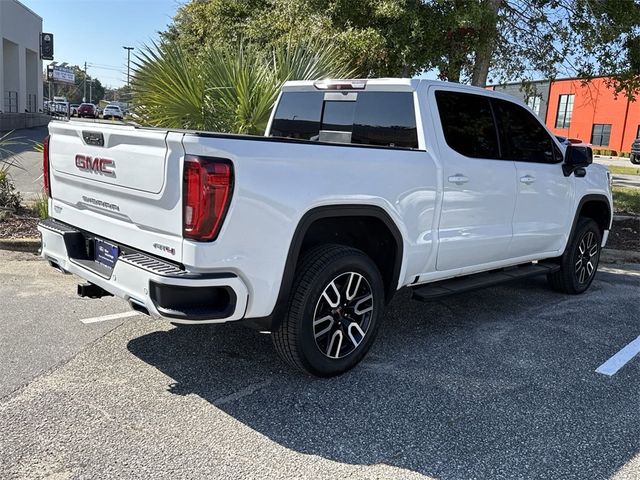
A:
[[0, 0, 43, 113]]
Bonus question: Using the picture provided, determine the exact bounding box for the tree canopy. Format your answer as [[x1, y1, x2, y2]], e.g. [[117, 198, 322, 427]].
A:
[[161, 0, 640, 95]]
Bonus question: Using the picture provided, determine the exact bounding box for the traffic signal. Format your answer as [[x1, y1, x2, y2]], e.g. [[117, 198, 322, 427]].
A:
[[41, 33, 53, 60]]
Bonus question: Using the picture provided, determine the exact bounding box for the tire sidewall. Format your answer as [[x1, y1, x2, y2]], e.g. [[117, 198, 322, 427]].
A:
[[294, 253, 384, 376]]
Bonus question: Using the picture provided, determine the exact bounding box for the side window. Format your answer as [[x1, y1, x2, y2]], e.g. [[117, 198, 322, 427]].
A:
[[351, 92, 418, 148], [494, 99, 559, 164], [434, 90, 500, 159], [270, 92, 323, 140]]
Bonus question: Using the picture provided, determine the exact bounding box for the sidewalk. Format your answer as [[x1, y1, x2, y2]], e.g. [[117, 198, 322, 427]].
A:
[[1, 125, 48, 202]]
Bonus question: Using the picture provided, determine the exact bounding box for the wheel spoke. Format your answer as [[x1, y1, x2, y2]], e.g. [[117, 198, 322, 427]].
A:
[[313, 315, 334, 339], [354, 294, 373, 315], [346, 321, 366, 349], [326, 330, 343, 358], [578, 240, 585, 255], [322, 280, 341, 308], [586, 261, 594, 276], [575, 257, 583, 272], [588, 243, 599, 257], [586, 232, 594, 250], [345, 273, 363, 301], [578, 267, 587, 283]]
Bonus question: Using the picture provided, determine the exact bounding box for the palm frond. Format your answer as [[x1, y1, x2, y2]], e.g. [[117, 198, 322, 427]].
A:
[[132, 39, 356, 134]]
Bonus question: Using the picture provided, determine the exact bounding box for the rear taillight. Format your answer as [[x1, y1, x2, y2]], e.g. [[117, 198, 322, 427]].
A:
[[43, 135, 51, 197], [183, 155, 233, 241]]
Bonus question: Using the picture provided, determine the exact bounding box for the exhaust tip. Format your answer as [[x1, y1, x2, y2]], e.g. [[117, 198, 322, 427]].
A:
[[77, 282, 113, 299]]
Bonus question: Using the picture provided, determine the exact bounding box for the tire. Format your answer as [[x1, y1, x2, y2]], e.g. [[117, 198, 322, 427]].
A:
[[547, 218, 602, 294], [272, 244, 384, 377], [630, 154, 640, 165]]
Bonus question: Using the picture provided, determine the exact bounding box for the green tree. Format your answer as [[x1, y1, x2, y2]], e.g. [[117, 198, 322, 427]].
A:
[[162, 0, 432, 77], [162, 0, 640, 96], [104, 85, 132, 103]]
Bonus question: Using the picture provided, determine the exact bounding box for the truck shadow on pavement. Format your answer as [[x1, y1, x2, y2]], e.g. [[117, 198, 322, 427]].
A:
[[127, 273, 640, 479]]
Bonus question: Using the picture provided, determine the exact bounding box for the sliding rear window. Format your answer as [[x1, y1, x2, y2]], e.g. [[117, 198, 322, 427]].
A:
[[269, 91, 418, 149]]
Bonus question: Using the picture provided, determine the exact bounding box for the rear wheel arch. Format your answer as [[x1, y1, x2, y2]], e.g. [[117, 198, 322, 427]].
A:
[[270, 205, 404, 327]]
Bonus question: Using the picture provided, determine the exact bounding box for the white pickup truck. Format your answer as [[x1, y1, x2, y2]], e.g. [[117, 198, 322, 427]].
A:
[[39, 78, 612, 376]]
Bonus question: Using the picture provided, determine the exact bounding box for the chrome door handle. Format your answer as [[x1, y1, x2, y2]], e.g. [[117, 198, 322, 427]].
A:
[[520, 175, 536, 185], [448, 174, 469, 185]]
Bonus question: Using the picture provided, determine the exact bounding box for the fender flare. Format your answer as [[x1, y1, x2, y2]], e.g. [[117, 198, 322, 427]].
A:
[[570, 194, 612, 234], [243, 205, 404, 330]]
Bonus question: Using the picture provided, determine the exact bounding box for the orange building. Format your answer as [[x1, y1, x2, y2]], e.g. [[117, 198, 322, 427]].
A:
[[491, 77, 640, 153]]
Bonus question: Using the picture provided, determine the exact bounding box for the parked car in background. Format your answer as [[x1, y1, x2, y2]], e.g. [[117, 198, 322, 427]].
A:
[[630, 138, 640, 164], [102, 104, 123, 120], [70, 104, 79, 116], [77, 103, 98, 119], [50, 101, 69, 117], [555, 135, 585, 146]]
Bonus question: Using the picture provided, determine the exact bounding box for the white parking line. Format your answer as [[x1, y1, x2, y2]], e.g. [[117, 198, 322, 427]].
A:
[[595, 336, 640, 376], [80, 311, 139, 324]]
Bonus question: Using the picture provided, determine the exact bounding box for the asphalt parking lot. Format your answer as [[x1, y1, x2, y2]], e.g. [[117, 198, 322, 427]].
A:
[[0, 251, 638, 479]]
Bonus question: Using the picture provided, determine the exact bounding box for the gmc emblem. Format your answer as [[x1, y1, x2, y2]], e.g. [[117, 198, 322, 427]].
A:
[[75, 154, 115, 177]]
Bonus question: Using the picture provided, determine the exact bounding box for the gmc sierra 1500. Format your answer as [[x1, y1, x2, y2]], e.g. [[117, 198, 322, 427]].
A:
[[38, 78, 612, 376]]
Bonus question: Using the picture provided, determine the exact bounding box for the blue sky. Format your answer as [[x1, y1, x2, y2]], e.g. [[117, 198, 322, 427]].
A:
[[21, 0, 181, 88]]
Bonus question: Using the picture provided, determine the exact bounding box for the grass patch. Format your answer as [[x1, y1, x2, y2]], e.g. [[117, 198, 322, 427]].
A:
[[608, 165, 640, 176], [33, 192, 48, 219], [613, 186, 640, 215]]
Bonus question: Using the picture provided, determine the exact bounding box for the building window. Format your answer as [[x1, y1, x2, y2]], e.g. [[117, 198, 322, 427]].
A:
[[526, 95, 542, 116], [27, 94, 37, 113], [3, 91, 18, 113], [555, 94, 574, 129], [591, 124, 612, 146]]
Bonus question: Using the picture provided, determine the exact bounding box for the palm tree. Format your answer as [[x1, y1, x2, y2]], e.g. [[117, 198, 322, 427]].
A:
[[131, 40, 357, 134]]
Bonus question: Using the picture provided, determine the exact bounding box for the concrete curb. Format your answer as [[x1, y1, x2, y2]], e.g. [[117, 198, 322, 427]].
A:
[[0, 238, 41, 253], [601, 248, 640, 264], [613, 214, 639, 222]]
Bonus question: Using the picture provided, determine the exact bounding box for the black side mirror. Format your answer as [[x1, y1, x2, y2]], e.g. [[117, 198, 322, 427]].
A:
[[563, 145, 593, 176]]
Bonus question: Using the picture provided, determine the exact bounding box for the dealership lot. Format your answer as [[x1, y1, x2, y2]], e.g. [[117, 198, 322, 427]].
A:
[[0, 251, 638, 479]]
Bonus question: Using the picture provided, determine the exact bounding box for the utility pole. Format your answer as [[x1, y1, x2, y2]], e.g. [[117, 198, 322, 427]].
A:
[[83, 61, 87, 102], [123, 46, 134, 87], [89, 77, 92, 103]]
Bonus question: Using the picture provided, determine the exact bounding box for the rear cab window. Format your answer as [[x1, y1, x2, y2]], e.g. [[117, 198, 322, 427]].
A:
[[269, 89, 418, 149]]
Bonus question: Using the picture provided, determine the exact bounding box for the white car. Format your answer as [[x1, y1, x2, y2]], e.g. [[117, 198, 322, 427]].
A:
[[102, 104, 123, 120], [39, 78, 612, 377]]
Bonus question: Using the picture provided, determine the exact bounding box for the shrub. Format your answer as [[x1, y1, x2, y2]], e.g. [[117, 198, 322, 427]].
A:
[[0, 170, 22, 212]]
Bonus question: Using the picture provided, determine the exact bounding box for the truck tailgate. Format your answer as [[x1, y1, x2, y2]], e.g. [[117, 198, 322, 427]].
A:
[[47, 121, 186, 262]]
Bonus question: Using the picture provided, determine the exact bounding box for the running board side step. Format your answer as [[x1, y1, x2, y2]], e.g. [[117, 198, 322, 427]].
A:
[[411, 262, 560, 301]]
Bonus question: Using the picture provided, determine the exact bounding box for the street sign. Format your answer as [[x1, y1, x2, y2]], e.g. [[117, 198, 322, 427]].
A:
[[41, 33, 54, 60], [47, 65, 75, 84]]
